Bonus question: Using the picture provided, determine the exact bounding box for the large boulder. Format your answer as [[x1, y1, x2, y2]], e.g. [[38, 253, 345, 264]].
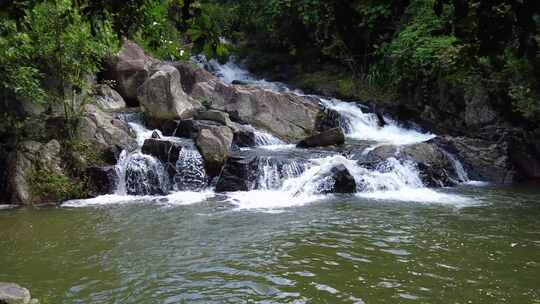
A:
[[106, 40, 159, 105], [297, 128, 345, 148], [196, 126, 234, 177], [0, 282, 39, 304], [356, 142, 461, 187], [78, 104, 137, 159], [7, 140, 63, 204], [94, 84, 126, 110], [188, 75, 322, 141], [137, 65, 202, 120], [86, 166, 118, 196], [172, 61, 215, 94], [435, 136, 517, 183]]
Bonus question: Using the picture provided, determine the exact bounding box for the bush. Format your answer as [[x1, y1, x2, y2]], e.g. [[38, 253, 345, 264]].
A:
[[27, 166, 87, 202]]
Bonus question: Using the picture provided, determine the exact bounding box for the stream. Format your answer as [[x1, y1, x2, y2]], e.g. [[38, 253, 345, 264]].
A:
[[1, 60, 539, 304]]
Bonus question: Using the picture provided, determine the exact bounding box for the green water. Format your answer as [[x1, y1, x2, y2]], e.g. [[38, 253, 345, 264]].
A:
[[1, 184, 539, 304]]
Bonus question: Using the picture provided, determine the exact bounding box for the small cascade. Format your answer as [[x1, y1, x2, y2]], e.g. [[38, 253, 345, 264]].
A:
[[253, 157, 308, 190], [123, 153, 170, 195], [254, 130, 285, 146], [320, 98, 435, 145], [444, 151, 470, 183], [173, 144, 207, 191], [113, 113, 171, 196]]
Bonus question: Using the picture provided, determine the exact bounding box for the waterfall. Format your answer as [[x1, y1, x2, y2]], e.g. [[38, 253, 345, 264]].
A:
[[254, 131, 285, 146], [173, 145, 207, 191], [66, 58, 475, 209], [444, 151, 470, 183], [320, 98, 435, 145], [253, 157, 308, 190], [113, 115, 208, 196]]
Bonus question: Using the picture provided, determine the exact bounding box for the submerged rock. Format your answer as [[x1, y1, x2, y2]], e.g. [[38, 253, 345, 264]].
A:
[[355, 142, 461, 187], [137, 65, 201, 120], [297, 128, 345, 148], [318, 164, 357, 194], [0, 282, 39, 304]]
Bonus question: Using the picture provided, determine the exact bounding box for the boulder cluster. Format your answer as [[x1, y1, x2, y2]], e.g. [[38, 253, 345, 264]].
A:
[[2, 40, 539, 204]]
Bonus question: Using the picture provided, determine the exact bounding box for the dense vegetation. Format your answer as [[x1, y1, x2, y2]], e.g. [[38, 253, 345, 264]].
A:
[[0, 0, 227, 201], [207, 0, 539, 127], [0, 0, 226, 146]]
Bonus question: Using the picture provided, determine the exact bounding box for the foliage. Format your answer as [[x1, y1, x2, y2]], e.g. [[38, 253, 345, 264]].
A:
[[27, 166, 87, 202], [24, 0, 119, 135], [210, 0, 540, 125]]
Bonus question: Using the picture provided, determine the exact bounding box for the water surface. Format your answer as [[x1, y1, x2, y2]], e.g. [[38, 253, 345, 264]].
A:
[[1, 183, 539, 303]]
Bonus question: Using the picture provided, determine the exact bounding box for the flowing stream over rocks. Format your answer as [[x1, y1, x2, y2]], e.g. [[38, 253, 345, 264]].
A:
[[3, 57, 540, 304], [64, 58, 477, 209]]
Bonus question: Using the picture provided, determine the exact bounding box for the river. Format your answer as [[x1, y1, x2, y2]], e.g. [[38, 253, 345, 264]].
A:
[[1, 60, 539, 303]]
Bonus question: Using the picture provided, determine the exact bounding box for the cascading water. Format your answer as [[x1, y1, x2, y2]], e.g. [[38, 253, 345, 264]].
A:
[[173, 144, 207, 191], [207, 59, 474, 208], [320, 98, 435, 145], [65, 58, 476, 209], [114, 114, 208, 196]]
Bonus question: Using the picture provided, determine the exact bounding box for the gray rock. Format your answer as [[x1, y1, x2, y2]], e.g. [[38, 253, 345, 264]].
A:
[[7, 140, 63, 204], [196, 109, 233, 126], [464, 86, 498, 128], [215, 154, 255, 192], [78, 104, 137, 158], [86, 166, 118, 196], [172, 61, 215, 94], [94, 84, 126, 110], [189, 76, 322, 141], [435, 136, 516, 183], [137, 65, 202, 120], [232, 128, 257, 148], [125, 154, 169, 196], [297, 128, 345, 148], [173, 119, 222, 139], [106, 40, 160, 105], [357, 141, 460, 187], [0, 282, 36, 304], [196, 126, 234, 177]]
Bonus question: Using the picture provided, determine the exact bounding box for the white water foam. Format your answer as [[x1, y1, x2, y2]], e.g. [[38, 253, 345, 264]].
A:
[[320, 98, 435, 145], [63, 191, 213, 208]]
